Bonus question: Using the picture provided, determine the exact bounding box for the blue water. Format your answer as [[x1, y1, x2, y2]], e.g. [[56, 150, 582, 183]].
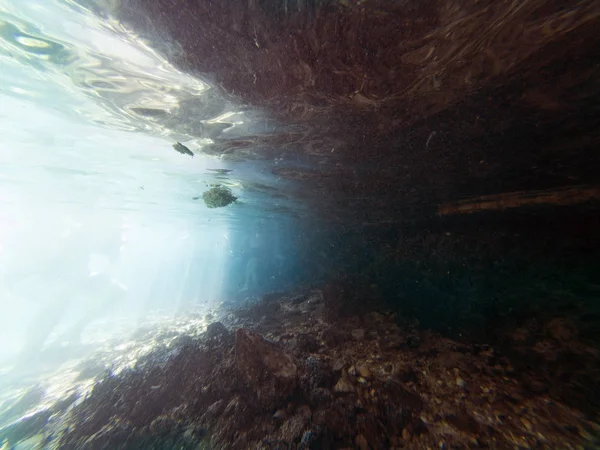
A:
[[0, 0, 313, 419]]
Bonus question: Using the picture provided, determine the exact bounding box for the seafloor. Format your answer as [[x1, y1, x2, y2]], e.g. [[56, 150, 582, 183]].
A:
[[5, 283, 593, 449]]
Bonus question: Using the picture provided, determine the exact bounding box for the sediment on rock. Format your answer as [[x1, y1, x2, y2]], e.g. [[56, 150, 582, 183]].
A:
[[55, 286, 600, 450]]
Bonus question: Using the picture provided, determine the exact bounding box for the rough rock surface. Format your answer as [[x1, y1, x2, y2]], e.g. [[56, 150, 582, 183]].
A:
[[53, 286, 600, 449], [235, 327, 298, 410]]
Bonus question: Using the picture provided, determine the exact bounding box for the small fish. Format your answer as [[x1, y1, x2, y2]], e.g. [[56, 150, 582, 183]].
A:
[[173, 142, 194, 157]]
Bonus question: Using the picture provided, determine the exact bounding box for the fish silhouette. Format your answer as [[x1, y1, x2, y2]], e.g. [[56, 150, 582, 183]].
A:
[[172, 142, 194, 157]]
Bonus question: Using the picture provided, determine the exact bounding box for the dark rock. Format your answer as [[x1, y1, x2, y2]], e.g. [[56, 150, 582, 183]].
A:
[[273, 409, 286, 421], [394, 365, 419, 384], [297, 333, 319, 353], [309, 387, 333, 406], [203, 400, 225, 420], [383, 379, 423, 411], [524, 377, 549, 395], [206, 321, 228, 339], [248, 296, 281, 319], [333, 377, 355, 394], [304, 356, 334, 391], [407, 334, 421, 349], [291, 293, 308, 304], [321, 326, 348, 348], [445, 410, 481, 435], [235, 328, 298, 410], [278, 406, 311, 443], [298, 429, 319, 450]]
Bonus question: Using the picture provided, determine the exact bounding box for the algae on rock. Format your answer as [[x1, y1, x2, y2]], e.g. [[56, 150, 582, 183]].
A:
[[202, 186, 237, 208]]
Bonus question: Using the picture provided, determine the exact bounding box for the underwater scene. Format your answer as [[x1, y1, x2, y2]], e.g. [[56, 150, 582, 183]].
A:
[[1, 0, 600, 448]]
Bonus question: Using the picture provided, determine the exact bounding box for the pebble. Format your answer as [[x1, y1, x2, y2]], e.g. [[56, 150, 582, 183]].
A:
[[402, 428, 411, 441], [456, 377, 467, 389], [332, 359, 344, 372], [521, 417, 532, 432], [206, 322, 228, 339], [334, 377, 355, 393], [273, 409, 286, 421], [357, 364, 371, 378]]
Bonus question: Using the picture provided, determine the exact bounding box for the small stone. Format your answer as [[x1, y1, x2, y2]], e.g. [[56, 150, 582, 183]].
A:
[[334, 377, 355, 393], [206, 321, 228, 339], [310, 387, 333, 404], [299, 430, 318, 449], [273, 409, 286, 421], [355, 433, 369, 450], [357, 365, 371, 378], [402, 428, 411, 441], [358, 377, 367, 384], [332, 359, 345, 372], [351, 329, 365, 340], [456, 377, 467, 389], [348, 365, 357, 376]]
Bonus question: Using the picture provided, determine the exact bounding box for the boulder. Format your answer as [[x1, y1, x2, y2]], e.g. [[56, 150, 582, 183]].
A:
[[235, 328, 298, 409]]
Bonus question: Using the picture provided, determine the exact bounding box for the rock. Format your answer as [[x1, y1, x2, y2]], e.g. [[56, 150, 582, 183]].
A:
[[206, 322, 228, 339], [287, 337, 298, 351], [273, 409, 287, 421], [333, 377, 355, 393], [297, 333, 319, 353], [383, 379, 423, 411], [291, 293, 308, 304], [204, 400, 225, 419], [456, 377, 467, 389], [357, 364, 371, 379], [248, 297, 281, 319], [351, 329, 365, 341], [298, 430, 318, 449], [524, 377, 549, 394], [332, 359, 345, 372], [383, 335, 406, 350], [321, 326, 348, 348], [402, 428, 411, 441], [310, 387, 333, 405], [393, 365, 418, 384], [546, 318, 577, 343], [365, 312, 386, 326], [305, 356, 333, 390], [235, 328, 297, 409], [279, 406, 311, 443]]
